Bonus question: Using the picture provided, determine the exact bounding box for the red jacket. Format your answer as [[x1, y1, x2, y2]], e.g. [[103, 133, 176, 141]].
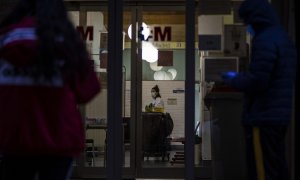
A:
[[0, 17, 101, 156]]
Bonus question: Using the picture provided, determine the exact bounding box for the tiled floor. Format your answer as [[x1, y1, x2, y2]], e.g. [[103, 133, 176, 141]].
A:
[[83, 150, 200, 168], [74, 147, 208, 179], [84, 151, 172, 167]]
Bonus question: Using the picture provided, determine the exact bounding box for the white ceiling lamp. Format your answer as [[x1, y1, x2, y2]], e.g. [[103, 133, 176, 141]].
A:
[[149, 61, 163, 71], [167, 68, 177, 80], [127, 22, 150, 40], [154, 70, 173, 80], [165, 72, 173, 80], [154, 71, 167, 80], [142, 41, 158, 63]]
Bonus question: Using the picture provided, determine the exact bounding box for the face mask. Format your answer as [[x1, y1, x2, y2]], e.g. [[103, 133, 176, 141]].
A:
[[151, 92, 156, 98], [247, 25, 255, 37]]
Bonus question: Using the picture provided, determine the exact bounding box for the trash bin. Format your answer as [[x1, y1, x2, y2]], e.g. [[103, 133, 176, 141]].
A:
[[205, 92, 247, 180]]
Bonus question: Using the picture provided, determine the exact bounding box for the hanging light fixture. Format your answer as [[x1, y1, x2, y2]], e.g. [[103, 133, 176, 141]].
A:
[[127, 22, 150, 40], [153, 70, 173, 80], [167, 68, 177, 80], [142, 42, 158, 63]]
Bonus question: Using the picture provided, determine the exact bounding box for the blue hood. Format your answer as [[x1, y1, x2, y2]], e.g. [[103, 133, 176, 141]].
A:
[[239, 0, 280, 28]]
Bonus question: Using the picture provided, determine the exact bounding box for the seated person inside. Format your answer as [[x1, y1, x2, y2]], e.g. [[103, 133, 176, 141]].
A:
[[145, 85, 164, 112]]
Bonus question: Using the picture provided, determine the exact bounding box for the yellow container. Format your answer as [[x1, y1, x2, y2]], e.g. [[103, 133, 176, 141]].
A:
[[153, 107, 164, 113]]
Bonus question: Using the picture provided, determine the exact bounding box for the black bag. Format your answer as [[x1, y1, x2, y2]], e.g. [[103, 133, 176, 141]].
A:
[[162, 112, 174, 137]]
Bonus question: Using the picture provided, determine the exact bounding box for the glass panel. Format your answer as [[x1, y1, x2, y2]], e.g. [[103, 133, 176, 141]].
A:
[[140, 9, 186, 168], [122, 9, 132, 168], [194, 14, 202, 168], [67, 10, 80, 168], [83, 10, 108, 168], [197, 6, 247, 179], [197, 13, 224, 175], [195, 11, 208, 169]]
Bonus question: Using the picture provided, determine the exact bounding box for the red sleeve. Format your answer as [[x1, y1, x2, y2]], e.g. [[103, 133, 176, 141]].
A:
[[0, 17, 37, 67], [73, 62, 101, 104]]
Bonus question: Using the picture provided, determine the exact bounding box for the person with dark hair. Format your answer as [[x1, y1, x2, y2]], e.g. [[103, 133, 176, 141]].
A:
[[146, 85, 164, 112], [0, 0, 101, 179], [221, 0, 297, 179]]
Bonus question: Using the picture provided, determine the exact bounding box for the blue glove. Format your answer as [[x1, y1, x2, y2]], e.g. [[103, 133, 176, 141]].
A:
[[247, 25, 255, 37], [221, 71, 238, 80]]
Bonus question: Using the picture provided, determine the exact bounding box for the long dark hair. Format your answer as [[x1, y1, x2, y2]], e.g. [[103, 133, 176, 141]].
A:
[[152, 85, 161, 98], [0, 0, 89, 81]]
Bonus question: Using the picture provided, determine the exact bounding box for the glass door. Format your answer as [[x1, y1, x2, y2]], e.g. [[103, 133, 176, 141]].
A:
[[66, 3, 110, 178], [124, 4, 211, 179]]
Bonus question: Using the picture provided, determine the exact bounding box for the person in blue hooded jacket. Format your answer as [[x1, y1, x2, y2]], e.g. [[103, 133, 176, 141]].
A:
[[222, 0, 297, 179]]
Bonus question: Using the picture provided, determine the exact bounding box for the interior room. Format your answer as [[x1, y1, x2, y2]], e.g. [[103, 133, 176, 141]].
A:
[[67, 3, 250, 178]]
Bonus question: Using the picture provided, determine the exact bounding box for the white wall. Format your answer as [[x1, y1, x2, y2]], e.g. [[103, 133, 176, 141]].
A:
[[142, 81, 186, 138]]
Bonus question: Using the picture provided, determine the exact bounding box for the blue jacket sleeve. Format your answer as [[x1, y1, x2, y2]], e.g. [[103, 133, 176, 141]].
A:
[[227, 41, 277, 95]]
